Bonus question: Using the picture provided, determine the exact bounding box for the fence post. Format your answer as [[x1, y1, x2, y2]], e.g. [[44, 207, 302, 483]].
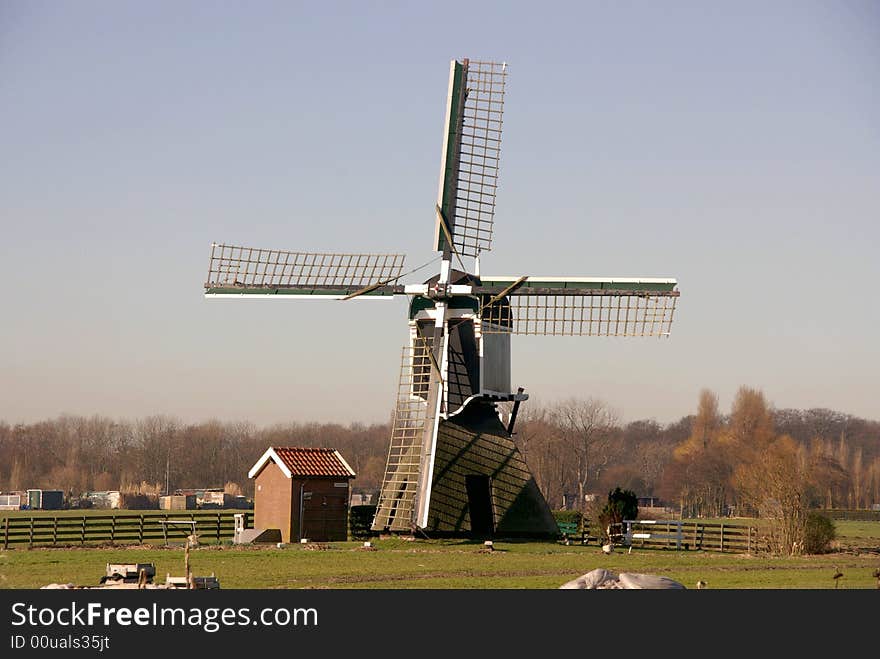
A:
[[138, 515, 144, 544], [3, 516, 8, 549], [80, 516, 86, 545], [111, 515, 116, 544], [53, 517, 58, 546], [29, 517, 34, 548], [216, 513, 221, 544], [720, 523, 725, 552], [747, 526, 751, 554]]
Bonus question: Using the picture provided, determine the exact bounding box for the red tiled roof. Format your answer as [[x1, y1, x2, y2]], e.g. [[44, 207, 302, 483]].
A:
[[269, 447, 355, 478]]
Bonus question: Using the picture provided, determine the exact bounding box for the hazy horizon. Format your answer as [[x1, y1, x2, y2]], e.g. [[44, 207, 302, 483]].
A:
[[2, 2, 878, 428]]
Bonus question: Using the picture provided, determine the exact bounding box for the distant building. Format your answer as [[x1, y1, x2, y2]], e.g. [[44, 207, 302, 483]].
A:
[[26, 489, 64, 510], [248, 447, 356, 543], [82, 491, 122, 509], [173, 488, 234, 509], [350, 491, 376, 507], [0, 492, 24, 510], [561, 493, 597, 510], [159, 494, 196, 511]]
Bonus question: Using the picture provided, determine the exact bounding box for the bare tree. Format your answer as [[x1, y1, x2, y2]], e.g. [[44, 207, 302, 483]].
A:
[[509, 402, 550, 467], [637, 440, 671, 496], [851, 447, 863, 510], [734, 435, 811, 555], [552, 397, 619, 513], [868, 457, 880, 508]]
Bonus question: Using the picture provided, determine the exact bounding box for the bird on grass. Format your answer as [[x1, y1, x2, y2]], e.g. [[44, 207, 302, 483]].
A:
[[832, 567, 843, 588]]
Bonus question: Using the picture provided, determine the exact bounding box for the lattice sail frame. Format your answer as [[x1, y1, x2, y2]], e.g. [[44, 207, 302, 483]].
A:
[[453, 60, 506, 257], [372, 340, 433, 532], [205, 243, 405, 289], [435, 59, 507, 258], [477, 277, 679, 337], [481, 292, 678, 337]]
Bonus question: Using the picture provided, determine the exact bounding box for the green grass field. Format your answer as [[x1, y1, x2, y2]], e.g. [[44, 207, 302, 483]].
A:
[[2, 511, 877, 589], [2, 530, 878, 590]]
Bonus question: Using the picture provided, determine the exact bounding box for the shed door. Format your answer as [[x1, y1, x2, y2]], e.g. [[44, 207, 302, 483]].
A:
[[302, 491, 349, 541]]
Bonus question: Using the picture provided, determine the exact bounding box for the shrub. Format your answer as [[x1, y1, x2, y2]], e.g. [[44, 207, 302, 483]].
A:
[[597, 487, 639, 541], [803, 512, 836, 554], [349, 504, 378, 539]]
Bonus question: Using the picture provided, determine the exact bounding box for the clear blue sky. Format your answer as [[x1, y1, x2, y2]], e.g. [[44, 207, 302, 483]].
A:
[[2, 1, 878, 427]]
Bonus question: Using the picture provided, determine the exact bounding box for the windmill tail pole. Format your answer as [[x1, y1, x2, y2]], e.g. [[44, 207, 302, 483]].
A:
[[507, 387, 526, 435]]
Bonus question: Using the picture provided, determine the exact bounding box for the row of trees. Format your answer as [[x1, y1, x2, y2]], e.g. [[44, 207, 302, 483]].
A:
[[511, 388, 880, 554], [2, 387, 878, 548], [667, 388, 880, 553], [0, 416, 389, 498], [510, 390, 880, 518], [512, 400, 689, 510]]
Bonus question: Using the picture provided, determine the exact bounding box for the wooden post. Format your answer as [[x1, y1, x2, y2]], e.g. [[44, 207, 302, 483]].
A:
[[80, 516, 86, 545], [52, 517, 58, 546], [720, 523, 725, 552], [184, 543, 193, 589], [111, 515, 116, 544], [3, 516, 8, 550], [216, 513, 221, 544], [138, 515, 144, 544], [29, 517, 34, 547], [747, 526, 752, 554]]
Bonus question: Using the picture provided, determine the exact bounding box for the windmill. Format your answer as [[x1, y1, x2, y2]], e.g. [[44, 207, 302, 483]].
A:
[[204, 58, 680, 538]]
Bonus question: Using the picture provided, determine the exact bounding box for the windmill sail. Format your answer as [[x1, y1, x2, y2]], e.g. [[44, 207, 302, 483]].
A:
[[434, 59, 507, 258], [478, 276, 679, 336], [372, 340, 433, 532], [204, 243, 406, 299]]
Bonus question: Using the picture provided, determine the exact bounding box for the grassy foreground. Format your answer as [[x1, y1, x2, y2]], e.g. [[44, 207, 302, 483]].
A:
[[1, 524, 878, 589]]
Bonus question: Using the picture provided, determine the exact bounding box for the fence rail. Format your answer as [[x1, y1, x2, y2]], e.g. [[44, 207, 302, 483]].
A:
[[621, 520, 758, 553], [1, 512, 251, 548], [812, 509, 880, 522]]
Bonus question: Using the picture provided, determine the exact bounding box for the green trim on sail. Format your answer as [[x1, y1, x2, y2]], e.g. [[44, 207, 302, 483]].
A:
[[434, 60, 465, 253], [479, 279, 678, 293], [205, 286, 397, 297]]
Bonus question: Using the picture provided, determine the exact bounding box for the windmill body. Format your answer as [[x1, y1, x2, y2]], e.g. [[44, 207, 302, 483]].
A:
[[204, 58, 680, 538]]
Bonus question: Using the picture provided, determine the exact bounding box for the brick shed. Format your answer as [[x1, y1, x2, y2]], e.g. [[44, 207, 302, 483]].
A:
[[248, 447, 356, 543]]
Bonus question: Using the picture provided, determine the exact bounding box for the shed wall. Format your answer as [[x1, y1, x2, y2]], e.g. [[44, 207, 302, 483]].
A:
[[254, 461, 294, 542]]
